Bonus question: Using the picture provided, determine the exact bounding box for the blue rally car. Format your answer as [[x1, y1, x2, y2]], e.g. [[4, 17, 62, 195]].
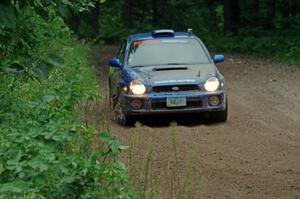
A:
[[109, 29, 228, 125]]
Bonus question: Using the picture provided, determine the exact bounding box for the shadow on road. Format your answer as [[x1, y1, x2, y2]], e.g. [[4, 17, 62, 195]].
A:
[[129, 113, 214, 127]]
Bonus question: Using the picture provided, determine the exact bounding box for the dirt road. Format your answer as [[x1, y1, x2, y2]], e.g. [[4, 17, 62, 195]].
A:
[[97, 45, 300, 199]]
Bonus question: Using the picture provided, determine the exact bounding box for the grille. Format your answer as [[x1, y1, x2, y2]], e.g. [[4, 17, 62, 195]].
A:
[[152, 85, 200, 93], [151, 98, 202, 110]]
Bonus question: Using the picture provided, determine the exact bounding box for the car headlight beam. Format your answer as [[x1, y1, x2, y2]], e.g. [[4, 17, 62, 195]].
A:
[[204, 77, 220, 92], [130, 80, 146, 95]]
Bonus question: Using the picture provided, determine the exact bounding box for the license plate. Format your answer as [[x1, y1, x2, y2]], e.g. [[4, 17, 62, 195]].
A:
[[166, 97, 187, 107]]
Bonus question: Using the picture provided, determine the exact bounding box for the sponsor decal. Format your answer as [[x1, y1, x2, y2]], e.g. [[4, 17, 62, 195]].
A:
[[133, 39, 189, 46], [154, 79, 196, 84], [161, 39, 189, 43], [133, 40, 161, 46]]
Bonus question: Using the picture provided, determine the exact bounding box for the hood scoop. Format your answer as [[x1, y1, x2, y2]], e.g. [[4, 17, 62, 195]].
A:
[[153, 67, 188, 71]]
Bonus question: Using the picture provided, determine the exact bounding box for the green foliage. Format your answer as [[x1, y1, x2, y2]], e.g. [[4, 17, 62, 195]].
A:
[[97, 0, 300, 64], [203, 28, 300, 65], [0, 37, 134, 198], [126, 122, 206, 199], [97, 1, 129, 42], [0, 0, 104, 78], [0, 0, 135, 198], [0, 4, 66, 79]]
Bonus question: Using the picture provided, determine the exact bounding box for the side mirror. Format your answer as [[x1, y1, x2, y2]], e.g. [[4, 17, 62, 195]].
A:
[[108, 58, 122, 68], [213, 54, 225, 64]]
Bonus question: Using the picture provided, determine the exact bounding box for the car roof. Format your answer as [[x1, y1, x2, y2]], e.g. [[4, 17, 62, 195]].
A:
[[127, 30, 198, 43]]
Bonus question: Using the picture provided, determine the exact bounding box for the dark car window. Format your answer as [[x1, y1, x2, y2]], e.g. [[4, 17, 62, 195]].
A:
[[117, 41, 127, 64], [126, 39, 210, 67]]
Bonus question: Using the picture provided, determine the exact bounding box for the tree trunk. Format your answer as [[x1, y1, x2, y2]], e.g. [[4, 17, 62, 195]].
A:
[[123, 0, 133, 29], [253, 0, 259, 19], [90, 1, 100, 34], [209, 0, 218, 29], [159, 0, 168, 27], [266, 0, 276, 28], [224, 0, 240, 33], [291, 1, 299, 16], [69, 12, 80, 34], [281, 1, 290, 18], [140, 0, 146, 26], [152, 0, 159, 28]]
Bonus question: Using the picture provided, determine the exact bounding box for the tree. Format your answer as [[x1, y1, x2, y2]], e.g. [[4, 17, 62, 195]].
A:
[[209, 0, 218, 29], [224, 0, 241, 33], [253, 0, 260, 20], [291, 1, 299, 16], [90, 1, 100, 33], [123, 0, 133, 29], [152, 0, 159, 27], [266, 0, 276, 28]]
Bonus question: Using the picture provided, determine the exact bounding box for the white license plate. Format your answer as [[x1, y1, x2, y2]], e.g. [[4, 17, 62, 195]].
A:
[[166, 97, 187, 107]]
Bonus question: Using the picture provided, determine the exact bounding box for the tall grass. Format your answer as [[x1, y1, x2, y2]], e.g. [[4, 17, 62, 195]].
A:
[[125, 121, 206, 199]]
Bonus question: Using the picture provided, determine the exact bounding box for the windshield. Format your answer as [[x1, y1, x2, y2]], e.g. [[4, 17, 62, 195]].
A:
[[126, 38, 210, 67]]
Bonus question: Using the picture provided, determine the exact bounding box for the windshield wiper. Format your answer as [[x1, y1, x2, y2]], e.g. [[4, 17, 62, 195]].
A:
[[153, 67, 188, 71], [130, 64, 156, 68], [166, 63, 186, 65], [130, 63, 198, 68], [165, 62, 199, 65]]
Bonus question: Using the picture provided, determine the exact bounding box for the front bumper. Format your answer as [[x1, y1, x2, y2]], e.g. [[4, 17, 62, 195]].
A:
[[121, 90, 226, 116]]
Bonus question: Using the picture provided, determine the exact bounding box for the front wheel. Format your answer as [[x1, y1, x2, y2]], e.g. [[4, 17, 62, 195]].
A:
[[114, 102, 135, 126], [118, 114, 135, 126], [208, 99, 228, 123]]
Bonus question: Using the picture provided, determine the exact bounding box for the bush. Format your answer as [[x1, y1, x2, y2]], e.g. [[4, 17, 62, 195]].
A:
[[0, 2, 135, 199], [0, 35, 134, 199]]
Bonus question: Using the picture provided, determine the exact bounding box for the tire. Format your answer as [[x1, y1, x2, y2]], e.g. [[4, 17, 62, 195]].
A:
[[114, 100, 135, 126], [109, 81, 135, 126], [208, 98, 228, 123], [118, 113, 135, 126]]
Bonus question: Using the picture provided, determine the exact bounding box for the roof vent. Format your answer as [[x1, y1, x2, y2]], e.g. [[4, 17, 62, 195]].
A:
[[152, 29, 175, 38], [187, 28, 193, 36]]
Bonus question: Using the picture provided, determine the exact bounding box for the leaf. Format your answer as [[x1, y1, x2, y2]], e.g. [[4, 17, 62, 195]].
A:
[[46, 54, 64, 68], [7, 151, 22, 166], [32, 62, 49, 78], [0, 181, 29, 193], [27, 157, 49, 171], [43, 95, 56, 102], [3, 67, 18, 74], [61, 176, 77, 183], [41, 0, 52, 7], [109, 140, 120, 155], [0, 164, 4, 175], [0, 4, 16, 29], [99, 132, 112, 142], [2, 61, 25, 75], [118, 145, 130, 150]]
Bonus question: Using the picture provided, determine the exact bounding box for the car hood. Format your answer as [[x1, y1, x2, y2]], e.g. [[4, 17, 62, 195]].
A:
[[127, 64, 217, 85]]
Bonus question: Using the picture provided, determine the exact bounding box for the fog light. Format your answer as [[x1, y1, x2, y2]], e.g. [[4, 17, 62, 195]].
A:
[[130, 99, 143, 109], [208, 96, 220, 106]]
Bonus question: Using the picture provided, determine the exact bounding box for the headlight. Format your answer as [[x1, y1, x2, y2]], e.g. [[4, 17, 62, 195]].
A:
[[129, 80, 146, 95], [204, 77, 220, 92]]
